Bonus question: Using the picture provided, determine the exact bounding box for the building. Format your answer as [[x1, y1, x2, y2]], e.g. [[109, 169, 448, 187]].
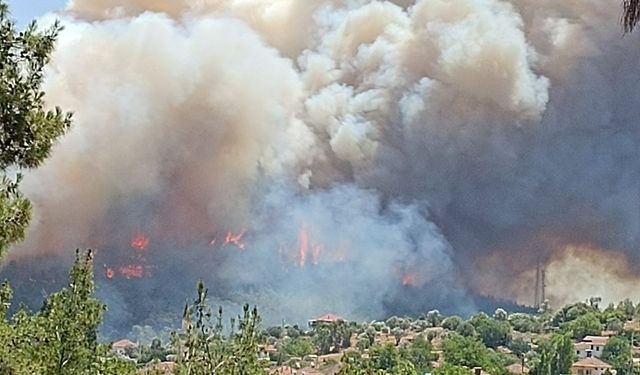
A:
[[308, 314, 343, 328], [575, 336, 609, 359], [570, 357, 614, 375], [111, 339, 138, 357]]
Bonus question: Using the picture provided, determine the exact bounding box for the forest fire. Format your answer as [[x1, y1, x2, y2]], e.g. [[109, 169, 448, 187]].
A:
[[297, 227, 308, 267], [119, 265, 145, 279], [401, 274, 417, 287], [223, 230, 245, 250], [131, 234, 149, 251]]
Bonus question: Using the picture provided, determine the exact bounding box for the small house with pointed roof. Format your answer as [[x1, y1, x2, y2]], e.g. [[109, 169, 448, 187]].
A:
[[571, 357, 615, 375]]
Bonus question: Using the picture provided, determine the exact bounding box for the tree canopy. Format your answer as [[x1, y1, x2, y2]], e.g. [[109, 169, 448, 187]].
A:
[[0, 0, 71, 259]]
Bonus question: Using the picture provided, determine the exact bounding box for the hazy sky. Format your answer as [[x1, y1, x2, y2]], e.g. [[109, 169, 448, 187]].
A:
[[7, 0, 66, 26]]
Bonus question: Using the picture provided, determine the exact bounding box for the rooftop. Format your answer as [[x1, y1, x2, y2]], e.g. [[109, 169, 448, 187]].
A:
[[572, 357, 612, 369], [582, 336, 609, 345]]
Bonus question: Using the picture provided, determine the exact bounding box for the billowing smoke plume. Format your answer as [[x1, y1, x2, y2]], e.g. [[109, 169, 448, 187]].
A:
[[4, 0, 640, 336]]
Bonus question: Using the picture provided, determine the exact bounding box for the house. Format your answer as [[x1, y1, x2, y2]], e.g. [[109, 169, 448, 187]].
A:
[[308, 314, 344, 328], [575, 336, 609, 358], [570, 357, 615, 375], [111, 339, 138, 357]]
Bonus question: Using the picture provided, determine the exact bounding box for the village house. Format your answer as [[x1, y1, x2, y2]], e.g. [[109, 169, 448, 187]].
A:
[[308, 314, 344, 328], [575, 336, 609, 359], [570, 357, 615, 375], [111, 339, 138, 357]]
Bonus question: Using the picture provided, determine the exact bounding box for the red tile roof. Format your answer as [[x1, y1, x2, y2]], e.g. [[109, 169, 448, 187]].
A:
[[112, 339, 138, 349], [312, 314, 343, 322], [572, 357, 612, 369], [582, 336, 609, 346]]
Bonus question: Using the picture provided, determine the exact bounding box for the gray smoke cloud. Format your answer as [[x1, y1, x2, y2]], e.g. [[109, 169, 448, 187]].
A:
[[5, 0, 640, 335]]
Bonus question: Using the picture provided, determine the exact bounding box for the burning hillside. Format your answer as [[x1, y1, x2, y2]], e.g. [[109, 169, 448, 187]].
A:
[[3, 0, 640, 336]]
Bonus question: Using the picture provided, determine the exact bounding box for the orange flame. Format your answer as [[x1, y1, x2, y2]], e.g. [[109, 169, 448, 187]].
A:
[[402, 274, 417, 286], [297, 226, 308, 267], [131, 234, 149, 251], [119, 265, 145, 279], [223, 230, 246, 250]]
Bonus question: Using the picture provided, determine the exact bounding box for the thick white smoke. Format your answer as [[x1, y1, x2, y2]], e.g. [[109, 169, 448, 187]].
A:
[[6, 0, 640, 332]]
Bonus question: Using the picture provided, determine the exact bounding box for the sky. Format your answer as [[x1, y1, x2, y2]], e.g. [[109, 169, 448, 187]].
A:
[[7, 0, 66, 26]]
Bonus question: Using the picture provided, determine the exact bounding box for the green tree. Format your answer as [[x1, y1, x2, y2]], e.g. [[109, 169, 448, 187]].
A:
[[469, 313, 512, 348], [455, 321, 476, 337], [138, 338, 171, 364], [392, 327, 404, 346], [494, 308, 508, 321], [312, 320, 352, 355], [424, 310, 443, 327], [369, 344, 417, 374], [531, 334, 574, 375], [508, 313, 542, 333], [442, 333, 511, 375], [400, 335, 434, 374], [507, 337, 531, 357], [0, 250, 135, 375], [173, 281, 265, 375], [617, 299, 636, 321], [605, 317, 624, 333], [338, 351, 374, 375], [36, 250, 108, 375], [0, 1, 71, 259], [442, 316, 463, 331], [280, 336, 315, 358], [551, 302, 593, 327], [602, 336, 633, 374], [567, 312, 602, 340]]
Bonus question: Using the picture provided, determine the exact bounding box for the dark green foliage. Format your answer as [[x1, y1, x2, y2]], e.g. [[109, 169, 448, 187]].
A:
[[399, 335, 435, 374], [508, 313, 542, 333], [0, 0, 71, 259], [469, 313, 512, 348], [338, 344, 417, 375], [566, 312, 602, 340], [312, 320, 352, 355], [280, 336, 315, 358], [441, 333, 506, 374], [138, 338, 171, 364], [442, 316, 463, 331], [174, 281, 265, 375], [455, 321, 476, 337], [424, 310, 443, 327], [0, 250, 135, 375], [337, 351, 373, 375], [530, 334, 574, 375], [602, 336, 633, 374], [551, 302, 593, 327], [507, 336, 531, 357], [617, 299, 635, 321]]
